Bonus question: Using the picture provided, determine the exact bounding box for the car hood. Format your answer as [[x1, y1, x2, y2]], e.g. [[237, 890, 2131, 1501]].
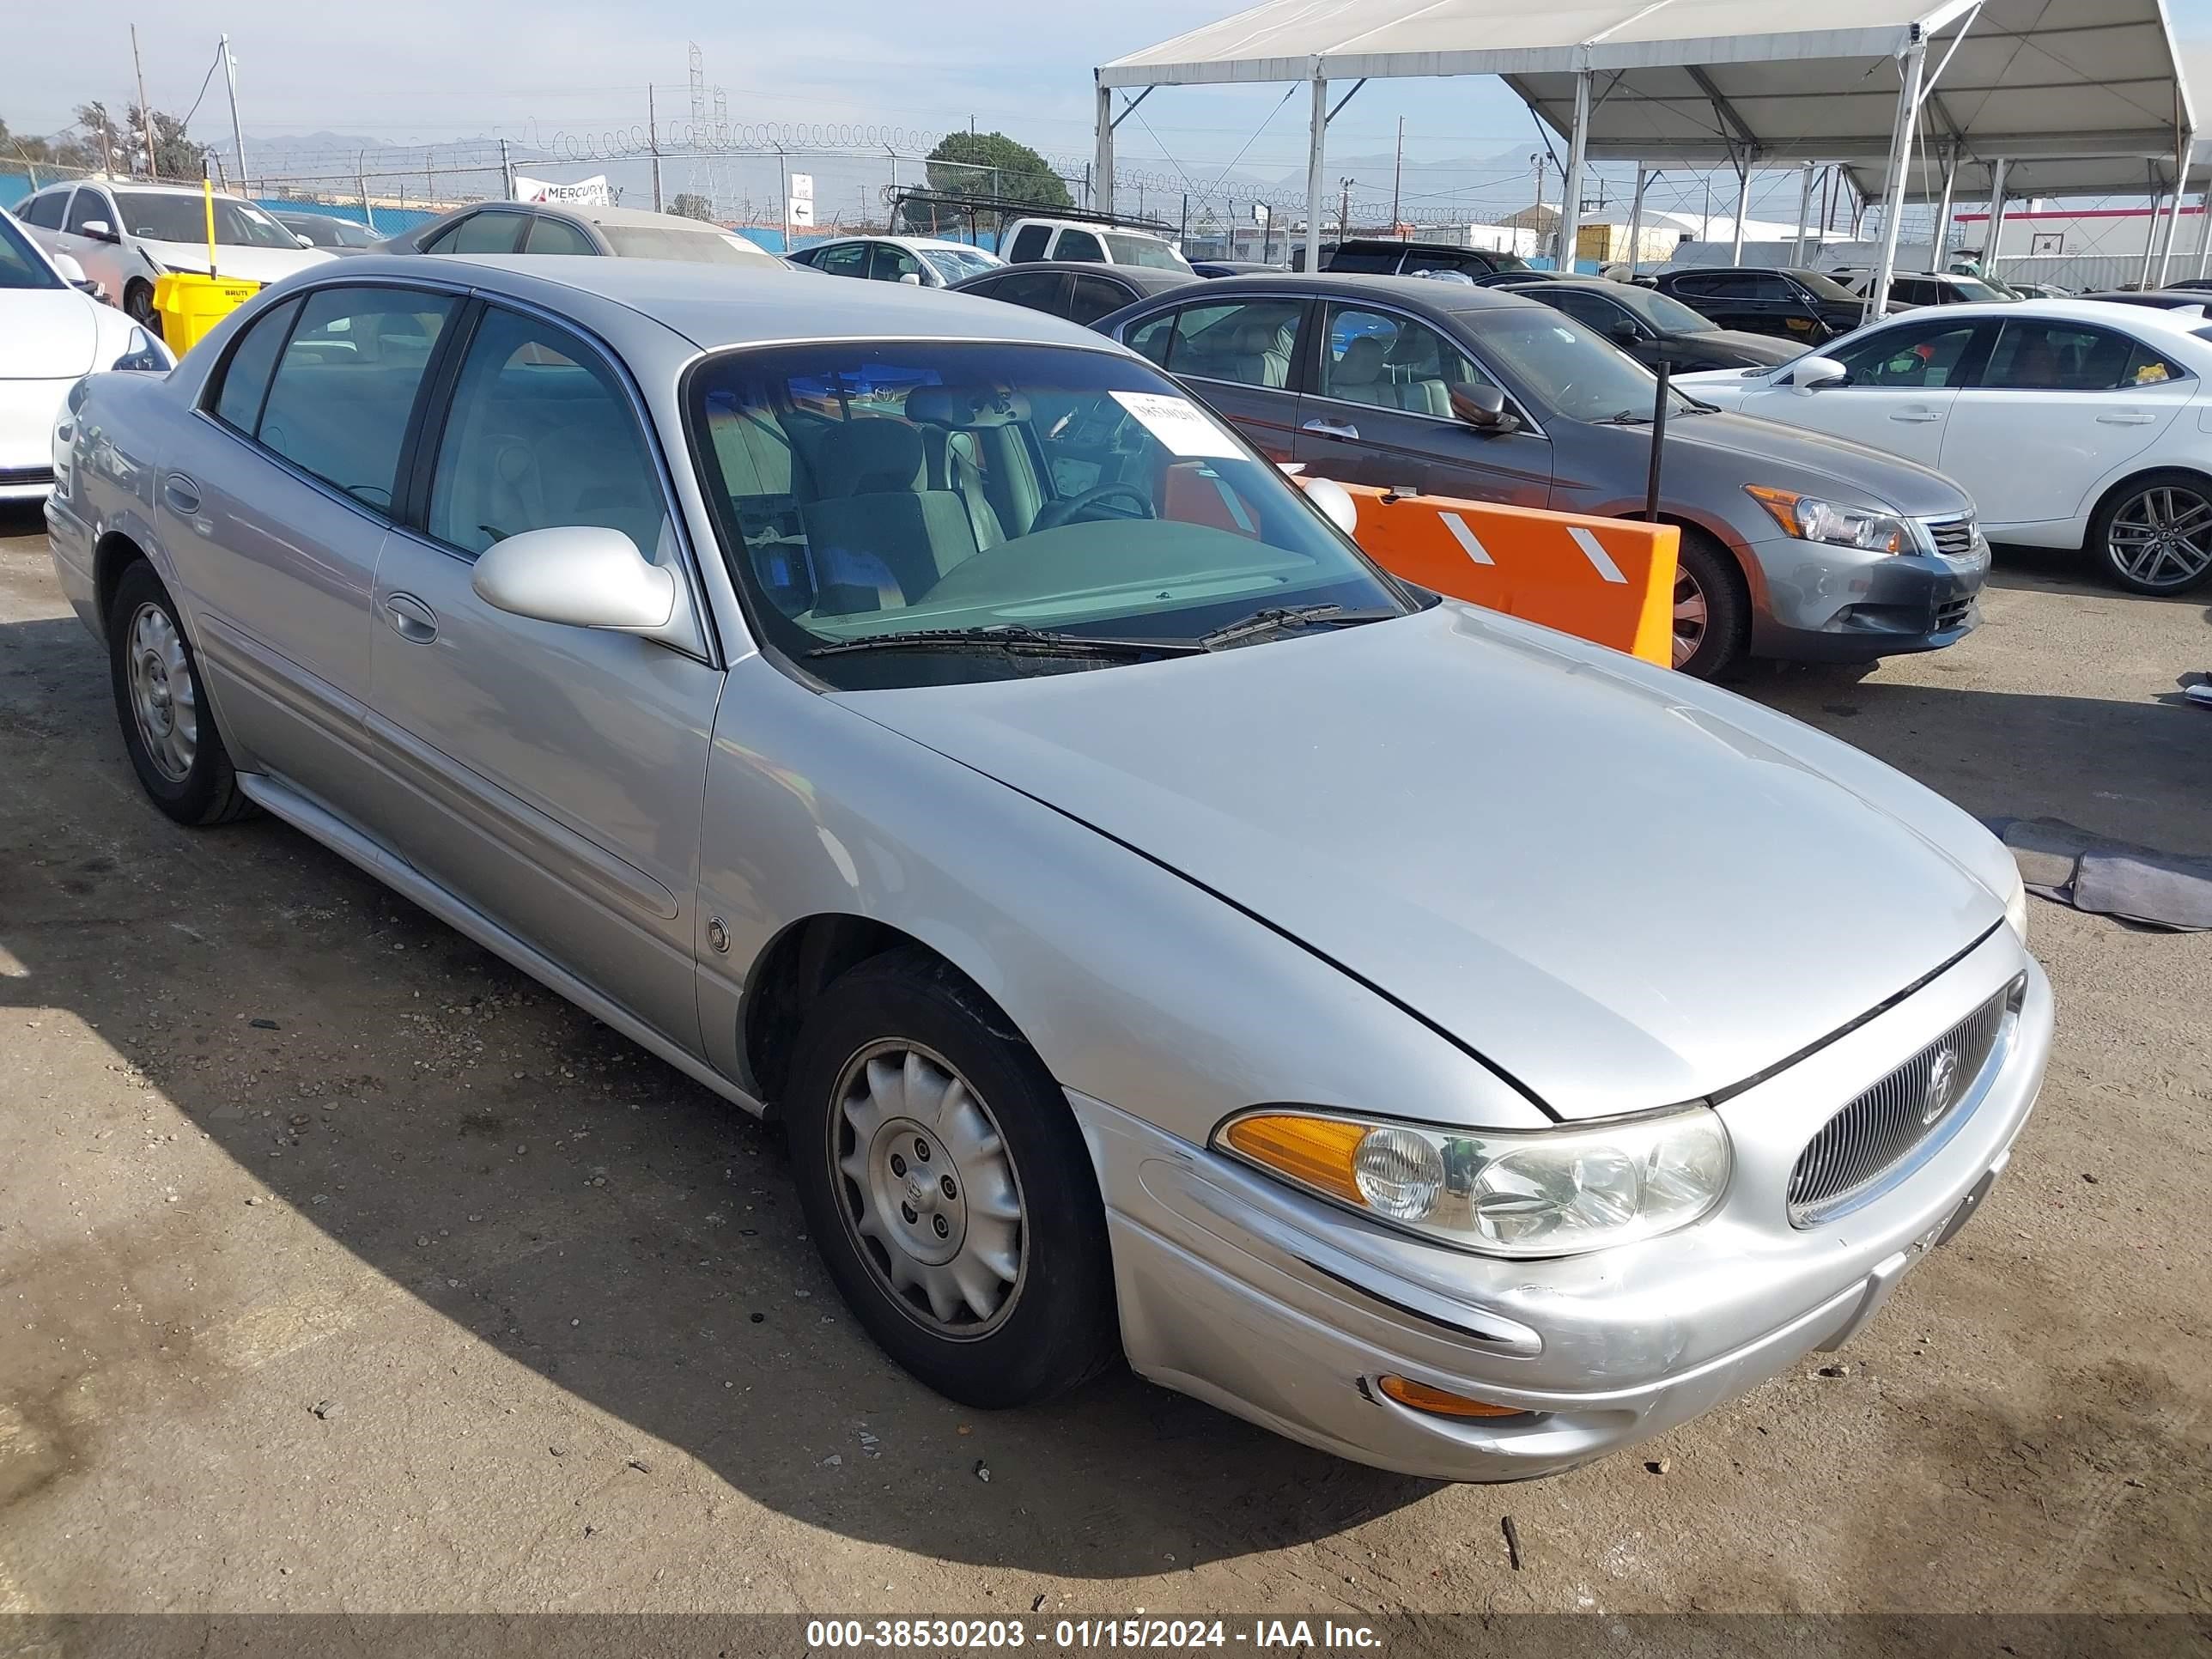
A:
[[1661, 404, 1971, 519], [2, 289, 101, 378], [839, 605, 2007, 1121], [1682, 329, 1806, 367], [139, 239, 336, 283]]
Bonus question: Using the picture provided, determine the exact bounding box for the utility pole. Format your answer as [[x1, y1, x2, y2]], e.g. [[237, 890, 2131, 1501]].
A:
[[647, 87, 664, 211], [498, 137, 514, 202], [357, 150, 374, 230], [1390, 116, 1404, 235], [1339, 176, 1352, 239], [221, 34, 247, 192], [1529, 152, 1544, 252], [131, 25, 155, 178]]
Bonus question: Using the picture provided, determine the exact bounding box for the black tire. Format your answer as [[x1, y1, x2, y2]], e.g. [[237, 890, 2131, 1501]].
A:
[[123, 280, 161, 340], [1670, 527, 1749, 679], [2087, 470, 2212, 596], [785, 947, 1117, 1408], [106, 560, 252, 826]]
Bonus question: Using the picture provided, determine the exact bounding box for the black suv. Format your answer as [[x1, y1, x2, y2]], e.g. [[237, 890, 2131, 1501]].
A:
[[1292, 238, 1528, 281], [1650, 267, 1867, 343]]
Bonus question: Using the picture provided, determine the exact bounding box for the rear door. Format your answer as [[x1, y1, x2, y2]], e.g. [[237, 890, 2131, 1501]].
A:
[[813, 241, 868, 281], [1066, 272, 1139, 327], [366, 299, 720, 1053], [1294, 300, 1552, 504], [1942, 317, 2196, 532], [424, 210, 529, 255], [1122, 295, 1307, 462]]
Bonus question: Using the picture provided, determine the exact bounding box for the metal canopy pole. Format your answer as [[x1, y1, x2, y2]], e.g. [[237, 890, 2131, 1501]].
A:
[[2158, 135, 2194, 287], [1094, 80, 1116, 218], [1931, 145, 1958, 269], [1304, 74, 1328, 276], [2197, 180, 2212, 277], [1984, 156, 2009, 271], [1558, 70, 1590, 271], [1791, 161, 1815, 265], [1869, 31, 1929, 320], [1626, 163, 1649, 274], [1729, 154, 1752, 262], [2141, 185, 2167, 289]]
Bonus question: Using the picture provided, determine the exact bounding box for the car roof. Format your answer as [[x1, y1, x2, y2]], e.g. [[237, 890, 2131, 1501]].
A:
[[317, 253, 1129, 354], [814, 234, 992, 252], [1170, 271, 1540, 316], [1013, 217, 1176, 240], [48, 179, 256, 204], [953, 259, 1194, 289], [1864, 296, 2209, 331]]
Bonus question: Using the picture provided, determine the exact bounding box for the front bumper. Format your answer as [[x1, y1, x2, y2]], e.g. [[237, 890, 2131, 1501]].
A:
[[1745, 525, 1989, 664], [1079, 930, 2050, 1482]]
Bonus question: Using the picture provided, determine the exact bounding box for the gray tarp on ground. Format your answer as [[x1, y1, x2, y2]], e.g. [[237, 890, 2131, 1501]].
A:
[[1990, 817, 2212, 933]]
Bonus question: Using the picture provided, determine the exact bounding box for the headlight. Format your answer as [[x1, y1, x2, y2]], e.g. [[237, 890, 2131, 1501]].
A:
[[1216, 1105, 1731, 1258], [1746, 485, 1914, 554], [2002, 863, 2030, 944], [110, 326, 173, 374]]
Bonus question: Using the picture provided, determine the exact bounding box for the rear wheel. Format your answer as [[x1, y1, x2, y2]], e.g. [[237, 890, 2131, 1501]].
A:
[[1670, 529, 1747, 679], [106, 561, 251, 825], [785, 947, 1117, 1408], [2090, 472, 2212, 595]]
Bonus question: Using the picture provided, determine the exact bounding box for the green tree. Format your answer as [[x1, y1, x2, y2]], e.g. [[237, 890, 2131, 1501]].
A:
[[669, 191, 714, 221], [924, 131, 1071, 210], [127, 105, 201, 180]]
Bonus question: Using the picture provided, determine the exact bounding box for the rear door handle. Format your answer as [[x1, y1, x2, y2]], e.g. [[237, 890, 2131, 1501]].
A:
[[1302, 417, 1361, 440], [2096, 411, 2158, 426], [161, 473, 201, 514], [384, 592, 438, 644], [1888, 410, 1943, 423]]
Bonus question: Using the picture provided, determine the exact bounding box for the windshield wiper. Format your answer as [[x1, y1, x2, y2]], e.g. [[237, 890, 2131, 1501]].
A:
[[1595, 410, 1654, 426], [806, 624, 1203, 659], [1198, 605, 1400, 650]]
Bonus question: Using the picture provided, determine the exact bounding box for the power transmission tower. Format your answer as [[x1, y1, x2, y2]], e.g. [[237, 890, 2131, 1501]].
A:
[[688, 43, 706, 121]]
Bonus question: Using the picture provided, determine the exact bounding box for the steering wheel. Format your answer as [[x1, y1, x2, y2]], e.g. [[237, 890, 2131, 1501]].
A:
[[1030, 481, 1155, 532]]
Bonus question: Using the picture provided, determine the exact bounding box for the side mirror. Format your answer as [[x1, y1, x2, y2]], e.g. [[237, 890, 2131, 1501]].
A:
[[1784, 355, 1849, 391], [1449, 383, 1522, 434], [471, 526, 677, 634], [1297, 475, 1361, 538], [53, 252, 88, 284], [897, 271, 922, 286], [295, 234, 316, 249], [79, 219, 119, 243]]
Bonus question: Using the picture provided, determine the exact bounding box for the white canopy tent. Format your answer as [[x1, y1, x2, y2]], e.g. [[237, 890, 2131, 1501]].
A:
[[1097, 0, 2192, 315]]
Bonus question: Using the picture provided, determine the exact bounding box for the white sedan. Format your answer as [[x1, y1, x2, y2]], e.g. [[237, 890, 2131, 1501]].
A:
[[1679, 298, 2212, 594], [0, 209, 171, 503]]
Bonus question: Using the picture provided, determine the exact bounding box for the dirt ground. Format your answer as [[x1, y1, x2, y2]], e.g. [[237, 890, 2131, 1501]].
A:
[[2, 507, 2208, 1618]]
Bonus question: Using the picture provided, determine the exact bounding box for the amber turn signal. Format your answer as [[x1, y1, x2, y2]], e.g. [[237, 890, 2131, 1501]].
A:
[[1219, 1113, 1368, 1205], [1376, 1375, 1524, 1419]]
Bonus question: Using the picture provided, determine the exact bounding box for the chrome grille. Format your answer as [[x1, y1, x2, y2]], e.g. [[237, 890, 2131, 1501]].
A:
[[1935, 596, 1975, 631], [1927, 516, 1978, 559], [1786, 983, 2015, 1227]]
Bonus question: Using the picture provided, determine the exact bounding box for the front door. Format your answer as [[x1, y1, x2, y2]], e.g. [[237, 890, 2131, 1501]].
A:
[[365, 301, 720, 1053], [1942, 316, 2196, 532], [1294, 301, 1553, 505], [1123, 295, 1308, 464], [1739, 316, 1994, 466]]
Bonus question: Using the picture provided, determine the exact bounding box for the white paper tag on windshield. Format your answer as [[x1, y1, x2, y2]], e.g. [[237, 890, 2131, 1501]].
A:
[[1109, 390, 1242, 459]]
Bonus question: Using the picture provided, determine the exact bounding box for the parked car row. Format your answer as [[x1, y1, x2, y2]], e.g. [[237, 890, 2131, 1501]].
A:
[[40, 252, 2052, 1488]]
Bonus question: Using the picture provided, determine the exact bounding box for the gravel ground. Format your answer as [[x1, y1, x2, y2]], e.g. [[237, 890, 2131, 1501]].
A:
[[2, 509, 2207, 1617]]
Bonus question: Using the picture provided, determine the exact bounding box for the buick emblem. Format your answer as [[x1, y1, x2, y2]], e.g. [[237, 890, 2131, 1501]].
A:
[[1922, 1047, 1960, 1126]]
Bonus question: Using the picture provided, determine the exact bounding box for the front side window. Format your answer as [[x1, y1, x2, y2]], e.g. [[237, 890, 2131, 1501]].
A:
[[524, 215, 598, 255], [427, 306, 670, 561], [66, 189, 114, 234], [1790, 270, 1862, 304], [1834, 321, 1984, 389], [0, 212, 63, 289], [112, 191, 296, 248], [1141, 300, 1301, 389], [687, 340, 1413, 686], [1054, 228, 1105, 264], [18, 190, 70, 229], [430, 212, 526, 254], [254, 286, 458, 511], [1982, 321, 2178, 391], [1542, 288, 1640, 339], [871, 243, 925, 283], [1319, 306, 1486, 416]]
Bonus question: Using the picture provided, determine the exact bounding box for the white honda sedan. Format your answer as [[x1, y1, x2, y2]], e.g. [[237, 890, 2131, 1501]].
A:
[[1679, 299, 2212, 595]]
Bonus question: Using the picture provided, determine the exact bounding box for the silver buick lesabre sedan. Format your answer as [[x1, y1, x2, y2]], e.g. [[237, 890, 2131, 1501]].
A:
[[46, 258, 2051, 1481]]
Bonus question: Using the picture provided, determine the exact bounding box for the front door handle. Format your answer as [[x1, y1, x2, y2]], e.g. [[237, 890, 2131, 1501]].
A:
[[2096, 411, 2158, 426], [384, 592, 438, 644], [1888, 410, 1943, 423], [161, 473, 201, 514], [1302, 417, 1361, 440]]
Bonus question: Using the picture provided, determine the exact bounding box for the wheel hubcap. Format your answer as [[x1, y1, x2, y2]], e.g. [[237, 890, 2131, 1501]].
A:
[[126, 603, 197, 782], [830, 1042, 1024, 1337], [1672, 564, 1709, 669], [2108, 487, 2212, 589]]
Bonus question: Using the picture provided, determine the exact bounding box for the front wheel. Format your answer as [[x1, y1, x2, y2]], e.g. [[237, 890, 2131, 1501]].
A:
[[124, 280, 161, 338], [2090, 472, 2212, 595], [785, 948, 1117, 1408], [1669, 530, 1747, 679], [106, 561, 252, 825]]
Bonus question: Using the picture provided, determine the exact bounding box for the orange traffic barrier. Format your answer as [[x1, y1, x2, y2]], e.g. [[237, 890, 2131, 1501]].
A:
[[1313, 482, 1680, 668]]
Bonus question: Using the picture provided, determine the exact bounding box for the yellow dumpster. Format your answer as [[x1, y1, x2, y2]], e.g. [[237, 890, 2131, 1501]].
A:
[[151, 272, 261, 355]]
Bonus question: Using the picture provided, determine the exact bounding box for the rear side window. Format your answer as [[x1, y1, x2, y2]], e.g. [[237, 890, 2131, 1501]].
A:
[[254, 286, 459, 512], [1983, 320, 2180, 391], [524, 215, 597, 255], [1327, 246, 1401, 274], [816, 243, 866, 277], [1141, 299, 1302, 389], [19, 190, 70, 229], [1067, 274, 1135, 325], [426, 306, 670, 561], [993, 270, 1069, 313], [1007, 224, 1051, 262], [210, 297, 302, 433], [428, 212, 524, 254], [1054, 228, 1105, 264]]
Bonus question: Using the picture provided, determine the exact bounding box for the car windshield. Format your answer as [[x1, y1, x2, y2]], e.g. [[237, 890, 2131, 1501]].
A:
[[1946, 274, 2011, 301], [286, 216, 375, 247], [1607, 284, 1717, 334], [921, 246, 1000, 283], [602, 225, 760, 264], [113, 191, 298, 249], [0, 214, 62, 289], [688, 340, 1413, 687], [1462, 307, 1697, 422], [1103, 234, 1192, 271], [1482, 251, 1529, 271], [1788, 269, 1862, 303]]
